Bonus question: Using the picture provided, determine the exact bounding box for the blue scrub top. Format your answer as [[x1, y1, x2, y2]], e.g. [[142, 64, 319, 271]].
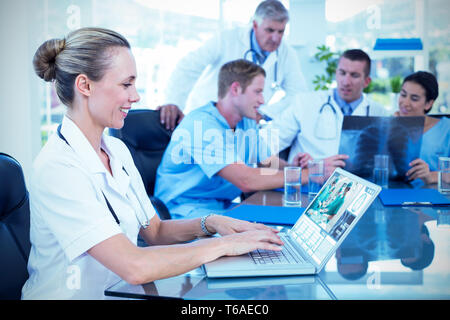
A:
[[420, 117, 450, 171], [155, 102, 271, 217]]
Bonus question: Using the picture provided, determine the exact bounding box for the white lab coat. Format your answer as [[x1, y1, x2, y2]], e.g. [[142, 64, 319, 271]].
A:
[[22, 116, 156, 299], [163, 25, 307, 120], [267, 90, 387, 162]]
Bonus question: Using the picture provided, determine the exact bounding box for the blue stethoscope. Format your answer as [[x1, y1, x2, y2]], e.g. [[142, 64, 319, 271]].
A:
[[244, 31, 280, 122], [319, 95, 370, 116], [243, 31, 280, 91], [315, 95, 371, 140]]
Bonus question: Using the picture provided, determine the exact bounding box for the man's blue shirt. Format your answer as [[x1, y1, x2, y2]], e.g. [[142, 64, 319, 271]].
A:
[[333, 88, 363, 115], [251, 29, 270, 65], [154, 102, 271, 218]]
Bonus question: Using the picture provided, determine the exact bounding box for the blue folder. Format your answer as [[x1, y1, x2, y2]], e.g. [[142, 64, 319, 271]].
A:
[[379, 188, 450, 206], [223, 204, 304, 226]]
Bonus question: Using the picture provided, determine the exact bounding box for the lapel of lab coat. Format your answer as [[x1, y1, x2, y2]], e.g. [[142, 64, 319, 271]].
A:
[[59, 116, 130, 198]]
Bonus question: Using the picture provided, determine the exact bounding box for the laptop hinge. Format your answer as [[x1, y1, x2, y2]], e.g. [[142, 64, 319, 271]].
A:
[[284, 232, 320, 271]]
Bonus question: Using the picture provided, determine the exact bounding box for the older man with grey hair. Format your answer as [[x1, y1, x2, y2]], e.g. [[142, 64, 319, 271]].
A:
[[158, 0, 307, 128]]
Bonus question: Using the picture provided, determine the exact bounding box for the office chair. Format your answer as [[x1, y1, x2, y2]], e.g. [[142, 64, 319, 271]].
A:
[[429, 113, 450, 119], [110, 109, 173, 220], [0, 153, 31, 300], [278, 146, 291, 162]]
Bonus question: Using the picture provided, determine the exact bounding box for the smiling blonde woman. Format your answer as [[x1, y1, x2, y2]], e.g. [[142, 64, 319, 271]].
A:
[[22, 27, 282, 300]]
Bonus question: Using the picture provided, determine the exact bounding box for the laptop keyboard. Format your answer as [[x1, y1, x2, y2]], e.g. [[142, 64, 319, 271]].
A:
[[249, 241, 305, 265]]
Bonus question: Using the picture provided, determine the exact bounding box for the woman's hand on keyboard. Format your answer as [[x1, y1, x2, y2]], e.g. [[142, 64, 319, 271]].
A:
[[206, 215, 278, 237], [220, 229, 284, 256]]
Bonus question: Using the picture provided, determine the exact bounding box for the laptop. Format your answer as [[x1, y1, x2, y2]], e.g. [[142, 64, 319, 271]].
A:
[[203, 168, 381, 278]]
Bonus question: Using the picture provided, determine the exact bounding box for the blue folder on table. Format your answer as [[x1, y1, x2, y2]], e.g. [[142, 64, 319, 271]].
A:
[[224, 204, 304, 226], [379, 188, 450, 206]]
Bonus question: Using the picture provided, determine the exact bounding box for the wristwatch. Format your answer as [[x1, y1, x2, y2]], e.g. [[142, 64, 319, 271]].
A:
[[201, 214, 215, 236]]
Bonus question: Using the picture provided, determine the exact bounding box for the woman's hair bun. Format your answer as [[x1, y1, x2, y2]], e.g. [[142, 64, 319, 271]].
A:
[[32, 38, 65, 82]]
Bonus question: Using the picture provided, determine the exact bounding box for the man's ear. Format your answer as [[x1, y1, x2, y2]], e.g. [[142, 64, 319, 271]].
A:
[[363, 76, 372, 89], [74, 74, 91, 97], [252, 20, 258, 31], [229, 81, 242, 96]]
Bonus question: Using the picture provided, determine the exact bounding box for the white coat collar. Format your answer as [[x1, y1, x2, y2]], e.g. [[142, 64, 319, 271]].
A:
[[59, 116, 130, 195], [328, 89, 370, 115], [239, 25, 278, 69], [60, 116, 107, 174]]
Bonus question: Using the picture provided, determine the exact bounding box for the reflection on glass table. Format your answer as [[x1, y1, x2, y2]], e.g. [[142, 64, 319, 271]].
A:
[[320, 201, 450, 299], [184, 274, 335, 300], [105, 268, 336, 300], [105, 186, 450, 300], [105, 270, 204, 300]]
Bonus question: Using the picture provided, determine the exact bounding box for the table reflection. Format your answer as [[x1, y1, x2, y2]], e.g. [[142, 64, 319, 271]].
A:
[[335, 203, 436, 281], [105, 188, 450, 300], [184, 275, 335, 300]]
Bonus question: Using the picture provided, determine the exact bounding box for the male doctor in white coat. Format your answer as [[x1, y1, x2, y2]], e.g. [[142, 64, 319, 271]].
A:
[[267, 49, 387, 173], [158, 0, 307, 128]]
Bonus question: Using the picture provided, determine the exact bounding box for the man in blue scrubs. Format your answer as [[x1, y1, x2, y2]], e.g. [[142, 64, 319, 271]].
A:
[[155, 59, 306, 219]]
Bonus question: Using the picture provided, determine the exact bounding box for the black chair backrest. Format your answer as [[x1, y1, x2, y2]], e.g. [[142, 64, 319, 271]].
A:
[[0, 153, 31, 300], [429, 113, 450, 119], [110, 109, 172, 197], [278, 146, 291, 162]]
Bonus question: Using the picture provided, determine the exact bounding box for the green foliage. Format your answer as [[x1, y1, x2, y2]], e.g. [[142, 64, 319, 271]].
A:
[[363, 81, 374, 94], [370, 78, 389, 93], [312, 45, 340, 91], [390, 75, 403, 93]]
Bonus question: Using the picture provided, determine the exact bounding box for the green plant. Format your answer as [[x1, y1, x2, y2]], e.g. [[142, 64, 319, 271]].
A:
[[390, 75, 403, 93], [370, 78, 389, 94], [363, 80, 374, 94], [312, 45, 340, 91]]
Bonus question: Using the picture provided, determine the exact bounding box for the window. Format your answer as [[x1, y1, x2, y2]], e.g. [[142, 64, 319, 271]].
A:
[[325, 0, 450, 114], [38, 0, 289, 145]]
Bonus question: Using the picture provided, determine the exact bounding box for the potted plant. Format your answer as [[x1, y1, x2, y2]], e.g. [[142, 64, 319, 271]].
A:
[[312, 45, 340, 91], [390, 75, 402, 110]]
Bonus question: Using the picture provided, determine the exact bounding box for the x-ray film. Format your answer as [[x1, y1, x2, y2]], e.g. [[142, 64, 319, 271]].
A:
[[338, 116, 424, 180]]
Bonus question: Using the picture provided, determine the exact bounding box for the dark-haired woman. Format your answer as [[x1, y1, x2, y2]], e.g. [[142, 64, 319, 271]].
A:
[[395, 71, 450, 185]]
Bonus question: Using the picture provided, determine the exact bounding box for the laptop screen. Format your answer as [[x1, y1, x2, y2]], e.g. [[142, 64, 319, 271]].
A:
[[289, 169, 379, 266]]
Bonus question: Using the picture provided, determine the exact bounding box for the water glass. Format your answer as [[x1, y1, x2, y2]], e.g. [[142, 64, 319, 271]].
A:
[[284, 166, 302, 206], [438, 157, 450, 194], [437, 209, 450, 228], [373, 154, 389, 188], [308, 159, 324, 197]]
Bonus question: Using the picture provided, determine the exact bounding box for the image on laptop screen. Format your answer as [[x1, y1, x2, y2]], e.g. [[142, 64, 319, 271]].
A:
[[290, 170, 378, 265]]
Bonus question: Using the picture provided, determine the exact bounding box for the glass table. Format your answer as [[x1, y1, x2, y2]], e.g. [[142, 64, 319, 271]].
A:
[[105, 186, 450, 300]]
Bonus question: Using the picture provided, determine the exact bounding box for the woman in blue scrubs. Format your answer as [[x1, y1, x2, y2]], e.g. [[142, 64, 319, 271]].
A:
[[395, 71, 450, 185]]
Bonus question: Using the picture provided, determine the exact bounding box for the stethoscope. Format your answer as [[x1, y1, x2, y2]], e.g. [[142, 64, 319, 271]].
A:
[[243, 30, 280, 92], [57, 124, 151, 228], [314, 95, 371, 140], [243, 31, 280, 123]]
